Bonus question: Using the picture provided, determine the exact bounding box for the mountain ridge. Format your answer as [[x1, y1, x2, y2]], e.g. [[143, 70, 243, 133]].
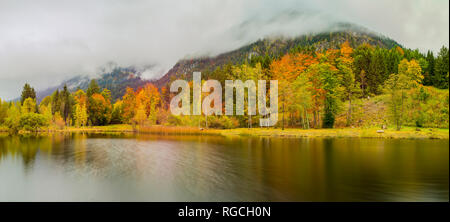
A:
[[153, 23, 400, 88], [34, 23, 401, 102]]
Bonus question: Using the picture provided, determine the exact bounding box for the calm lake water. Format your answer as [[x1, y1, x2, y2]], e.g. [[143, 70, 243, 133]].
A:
[[0, 133, 448, 202]]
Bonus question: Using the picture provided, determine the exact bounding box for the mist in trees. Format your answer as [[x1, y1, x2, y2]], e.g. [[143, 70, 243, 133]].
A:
[[0, 43, 448, 132]]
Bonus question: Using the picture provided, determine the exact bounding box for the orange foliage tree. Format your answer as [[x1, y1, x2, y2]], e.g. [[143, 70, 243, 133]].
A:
[[87, 93, 112, 125], [121, 87, 138, 123], [135, 84, 161, 124], [271, 53, 318, 129], [120, 84, 161, 125]]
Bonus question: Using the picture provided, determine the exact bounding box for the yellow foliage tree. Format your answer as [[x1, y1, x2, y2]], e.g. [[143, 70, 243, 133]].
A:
[[133, 105, 147, 126], [21, 98, 36, 114]]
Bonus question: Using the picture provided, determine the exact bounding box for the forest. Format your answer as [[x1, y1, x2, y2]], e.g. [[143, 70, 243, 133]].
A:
[[0, 42, 448, 133]]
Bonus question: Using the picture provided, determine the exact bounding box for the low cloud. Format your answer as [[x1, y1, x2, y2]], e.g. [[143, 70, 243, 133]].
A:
[[0, 0, 448, 100]]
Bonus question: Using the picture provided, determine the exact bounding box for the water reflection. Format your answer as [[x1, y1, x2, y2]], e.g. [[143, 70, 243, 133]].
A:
[[0, 133, 448, 201]]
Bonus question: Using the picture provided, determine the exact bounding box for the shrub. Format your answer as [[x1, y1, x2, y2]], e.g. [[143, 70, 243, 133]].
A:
[[167, 114, 185, 126], [208, 116, 239, 129], [19, 113, 48, 131], [4, 116, 21, 132], [53, 112, 66, 130], [4, 103, 21, 132], [322, 111, 335, 128]]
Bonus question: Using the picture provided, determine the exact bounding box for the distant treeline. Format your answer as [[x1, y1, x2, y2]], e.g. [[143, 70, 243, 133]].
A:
[[0, 42, 448, 132]]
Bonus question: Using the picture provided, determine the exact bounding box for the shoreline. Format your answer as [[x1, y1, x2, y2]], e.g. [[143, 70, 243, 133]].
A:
[[1, 125, 448, 139]]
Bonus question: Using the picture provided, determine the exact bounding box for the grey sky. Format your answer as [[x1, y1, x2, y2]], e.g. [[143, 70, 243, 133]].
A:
[[0, 0, 448, 100]]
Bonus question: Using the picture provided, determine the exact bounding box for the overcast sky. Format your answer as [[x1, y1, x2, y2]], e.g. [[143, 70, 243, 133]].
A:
[[0, 0, 448, 100]]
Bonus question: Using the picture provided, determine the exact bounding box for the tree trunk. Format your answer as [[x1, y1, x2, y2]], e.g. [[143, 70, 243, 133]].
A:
[[302, 110, 306, 129], [313, 111, 317, 128], [398, 91, 404, 131], [306, 111, 310, 129], [346, 93, 352, 127], [282, 94, 285, 130], [317, 111, 321, 128]]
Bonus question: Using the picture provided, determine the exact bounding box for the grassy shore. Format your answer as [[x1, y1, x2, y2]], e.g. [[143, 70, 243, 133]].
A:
[[217, 127, 449, 139], [2, 124, 447, 139], [0, 125, 8, 132]]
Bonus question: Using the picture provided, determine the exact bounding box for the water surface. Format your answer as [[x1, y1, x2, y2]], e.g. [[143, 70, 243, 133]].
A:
[[0, 133, 448, 201]]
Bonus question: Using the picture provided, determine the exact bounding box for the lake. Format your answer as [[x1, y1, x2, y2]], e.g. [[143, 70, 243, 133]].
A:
[[0, 133, 448, 201]]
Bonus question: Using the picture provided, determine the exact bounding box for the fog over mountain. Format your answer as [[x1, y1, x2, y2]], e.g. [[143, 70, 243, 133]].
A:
[[0, 0, 448, 100]]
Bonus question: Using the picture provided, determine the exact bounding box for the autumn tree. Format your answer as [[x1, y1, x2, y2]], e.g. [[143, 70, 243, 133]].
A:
[[383, 59, 423, 130], [398, 59, 424, 85], [132, 105, 147, 126], [111, 100, 124, 124], [292, 74, 312, 129], [160, 86, 170, 110], [271, 54, 293, 130], [337, 42, 361, 126], [121, 87, 138, 123], [39, 96, 52, 108], [303, 63, 326, 128], [384, 74, 411, 130], [74, 103, 88, 127], [271, 53, 317, 129], [53, 112, 65, 129], [74, 89, 88, 107], [19, 113, 48, 132], [0, 98, 8, 125], [21, 98, 36, 114], [39, 103, 53, 125], [87, 93, 112, 125], [318, 63, 342, 128], [4, 102, 21, 132], [101, 88, 112, 102], [136, 84, 160, 125], [229, 63, 261, 128]]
